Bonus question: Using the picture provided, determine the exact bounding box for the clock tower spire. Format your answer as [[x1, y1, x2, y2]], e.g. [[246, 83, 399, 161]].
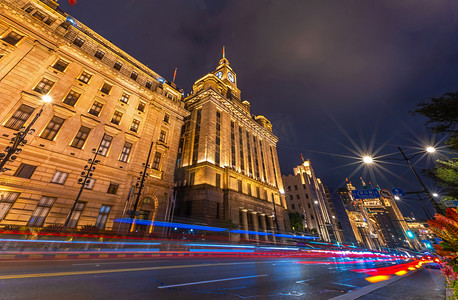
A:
[[214, 46, 237, 88]]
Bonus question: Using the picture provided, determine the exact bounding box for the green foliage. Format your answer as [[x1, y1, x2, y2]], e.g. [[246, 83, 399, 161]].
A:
[[288, 212, 303, 232]]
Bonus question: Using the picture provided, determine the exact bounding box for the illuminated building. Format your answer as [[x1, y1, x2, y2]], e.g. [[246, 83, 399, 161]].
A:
[[174, 52, 288, 237], [0, 0, 188, 230], [282, 160, 341, 242], [338, 181, 414, 250]]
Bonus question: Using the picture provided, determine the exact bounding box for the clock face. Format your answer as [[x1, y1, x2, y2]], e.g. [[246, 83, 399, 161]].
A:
[[228, 72, 235, 83], [215, 71, 223, 79]]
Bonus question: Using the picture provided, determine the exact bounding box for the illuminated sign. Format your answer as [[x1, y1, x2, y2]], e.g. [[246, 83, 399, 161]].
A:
[[352, 189, 381, 200]]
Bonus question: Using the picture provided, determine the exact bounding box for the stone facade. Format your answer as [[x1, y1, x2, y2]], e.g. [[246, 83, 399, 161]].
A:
[[174, 54, 288, 235], [0, 0, 188, 230]]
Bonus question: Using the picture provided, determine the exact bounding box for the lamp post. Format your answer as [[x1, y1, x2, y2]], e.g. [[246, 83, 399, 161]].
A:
[[0, 95, 52, 172], [397, 146, 443, 215]]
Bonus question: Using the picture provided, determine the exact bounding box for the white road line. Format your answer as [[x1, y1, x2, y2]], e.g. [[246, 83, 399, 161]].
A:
[[296, 279, 312, 283], [72, 260, 169, 266], [157, 274, 268, 289]]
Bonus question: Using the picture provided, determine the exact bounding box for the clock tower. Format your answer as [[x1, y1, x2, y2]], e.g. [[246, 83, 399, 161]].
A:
[[214, 47, 237, 88]]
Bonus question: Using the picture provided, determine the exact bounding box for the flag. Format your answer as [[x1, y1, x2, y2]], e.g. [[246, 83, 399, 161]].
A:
[[172, 68, 177, 82], [68, 0, 77, 5], [222, 45, 225, 58], [360, 177, 366, 186], [300, 153, 304, 161]]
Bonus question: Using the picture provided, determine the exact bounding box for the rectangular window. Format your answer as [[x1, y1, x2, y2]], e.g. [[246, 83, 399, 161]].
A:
[[256, 186, 260, 198], [84, 178, 96, 190], [215, 111, 221, 165], [52, 59, 69, 72], [33, 78, 55, 94], [246, 132, 252, 175], [78, 71, 92, 84], [189, 172, 195, 186], [88, 101, 103, 116], [120, 93, 130, 104], [28, 196, 55, 226], [215, 173, 221, 188], [130, 71, 138, 80], [239, 127, 245, 172], [247, 183, 252, 196], [192, 109, 202, 165], [50, 170, 68, 184], [63, 90, 81, 106], [137, 101, 145, 112], [130, 119, 140, 133], [0, 192, 20, 220], [152, 152, 161, 170], [95, 205, 111, 229], [98, 134, 113, 156], [238, 180, 242, 193], [44, 18, 54, 26], [67, 202, 85, 228], [2, 31, 23, 46], [94, 49, 105, 60], [163, 113, 170, 123], [107, 183, 119, 194], [113, 61, 122, 71], [40, 116, 65, 140], [119, 142, 132, 163], [14, 163, 36, 179], [73, 37, 85, 47], [296, 194, 300, 199], [291, 204, 295, 210], [111, 111, 123, 125], [100, 83, 112, 94], [32, 10, 46, 21], [71, 126, 91, 149], [159, 130, 166, 142], [4, 104, 35, 130], [24, 6, 34, 13], [231, 121, 236, 167], [145, 81, 152, 89]]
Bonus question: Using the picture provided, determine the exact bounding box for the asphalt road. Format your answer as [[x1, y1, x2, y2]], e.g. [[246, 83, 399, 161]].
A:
[[0, 257, 444, 300]]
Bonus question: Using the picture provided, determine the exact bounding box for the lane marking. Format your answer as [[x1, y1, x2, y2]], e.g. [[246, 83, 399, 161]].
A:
[[72, 260, 170, 266], [296, 279, 312, 284], [331, 282, 357, 288], [157, 274, 268, 289], [0, 261, 266, 280]]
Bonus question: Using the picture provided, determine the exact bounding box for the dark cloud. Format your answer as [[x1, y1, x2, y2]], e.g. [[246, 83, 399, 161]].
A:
[[61, 0, 458, 217]]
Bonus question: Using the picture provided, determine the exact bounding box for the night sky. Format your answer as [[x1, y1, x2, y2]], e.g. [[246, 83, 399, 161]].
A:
[[59, 0, 458, 218]]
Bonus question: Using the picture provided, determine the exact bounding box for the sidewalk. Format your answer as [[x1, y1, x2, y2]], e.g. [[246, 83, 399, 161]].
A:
[[357, 268, 445, 300]]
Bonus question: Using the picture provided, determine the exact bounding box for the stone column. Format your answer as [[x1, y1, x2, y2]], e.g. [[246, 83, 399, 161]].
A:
[[251, 211, 259, 241], [259, 213, 268, 241], [267, 215, 276, 243], [240, 209, 249, 240]]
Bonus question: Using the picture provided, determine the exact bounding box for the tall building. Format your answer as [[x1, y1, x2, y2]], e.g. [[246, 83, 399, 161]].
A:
[[0, 0, 188, 230], [282, 160, 340, 242], [174, 52, 288, 236]]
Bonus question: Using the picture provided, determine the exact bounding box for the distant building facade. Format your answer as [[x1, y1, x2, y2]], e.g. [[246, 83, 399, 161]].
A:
[[174, 54, 288, 237], [282, 160, 341, 242], [0, 0, 188, 230]]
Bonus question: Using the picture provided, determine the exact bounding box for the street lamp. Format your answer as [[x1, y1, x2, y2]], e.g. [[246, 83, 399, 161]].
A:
[[432, 193, 439, 198], [0, 95, 51, 172], [426, 146, 436, 153], [362, 156, 373, 164]]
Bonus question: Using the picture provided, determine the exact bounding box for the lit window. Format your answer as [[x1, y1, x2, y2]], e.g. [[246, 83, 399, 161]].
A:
[[40, 116, 65, 140], [50, 170, 68, 184], [130, 71, 138, 81], [100, 82, 112, 94], [113, 61, 122, 71], [130, 119, 140, 133], [159, 130, 166, 143], [33, 78, 55, 94], [88, 101, 103, 117], [120, 93, 130, 104], [137, 101, 145, 112], [94, 50, 105, 60], [95, 205, 111, 229], [152, 152, 161, 170], [52, 59, 69, 72], [73, 37, 85, 47], [78, 71, 92, 84], [14, 163, 36, 179], [119, 142, 132, 163], [4, 104, 35, 130], [28, 196, 55, 226], [98, 134, 113, 156], [2, 31, 23, 46], [71, 126, 91, 149], [33, 11, 46, 21], [0, 192, 20, 220], [111, 111, 123, 125], [62, 90, 81, 106], [107, 183, 119, 195], [67, 202, 85, 228]]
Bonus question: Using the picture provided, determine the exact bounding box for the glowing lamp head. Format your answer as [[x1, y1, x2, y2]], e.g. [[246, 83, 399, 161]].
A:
[[432, 193, 439, 197], [426, 146, 436, 153], [362, 156, 373, 164], [314, 200, 318, 205], [394, 196, 400, 200], [42, 95, 52, 103]]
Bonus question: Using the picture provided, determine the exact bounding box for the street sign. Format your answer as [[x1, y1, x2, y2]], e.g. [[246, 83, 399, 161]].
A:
[[443, 200, 458, 208], [380, 189, 393, 199], [351, 189, 381, 200], [391, 188, 405, 197]]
